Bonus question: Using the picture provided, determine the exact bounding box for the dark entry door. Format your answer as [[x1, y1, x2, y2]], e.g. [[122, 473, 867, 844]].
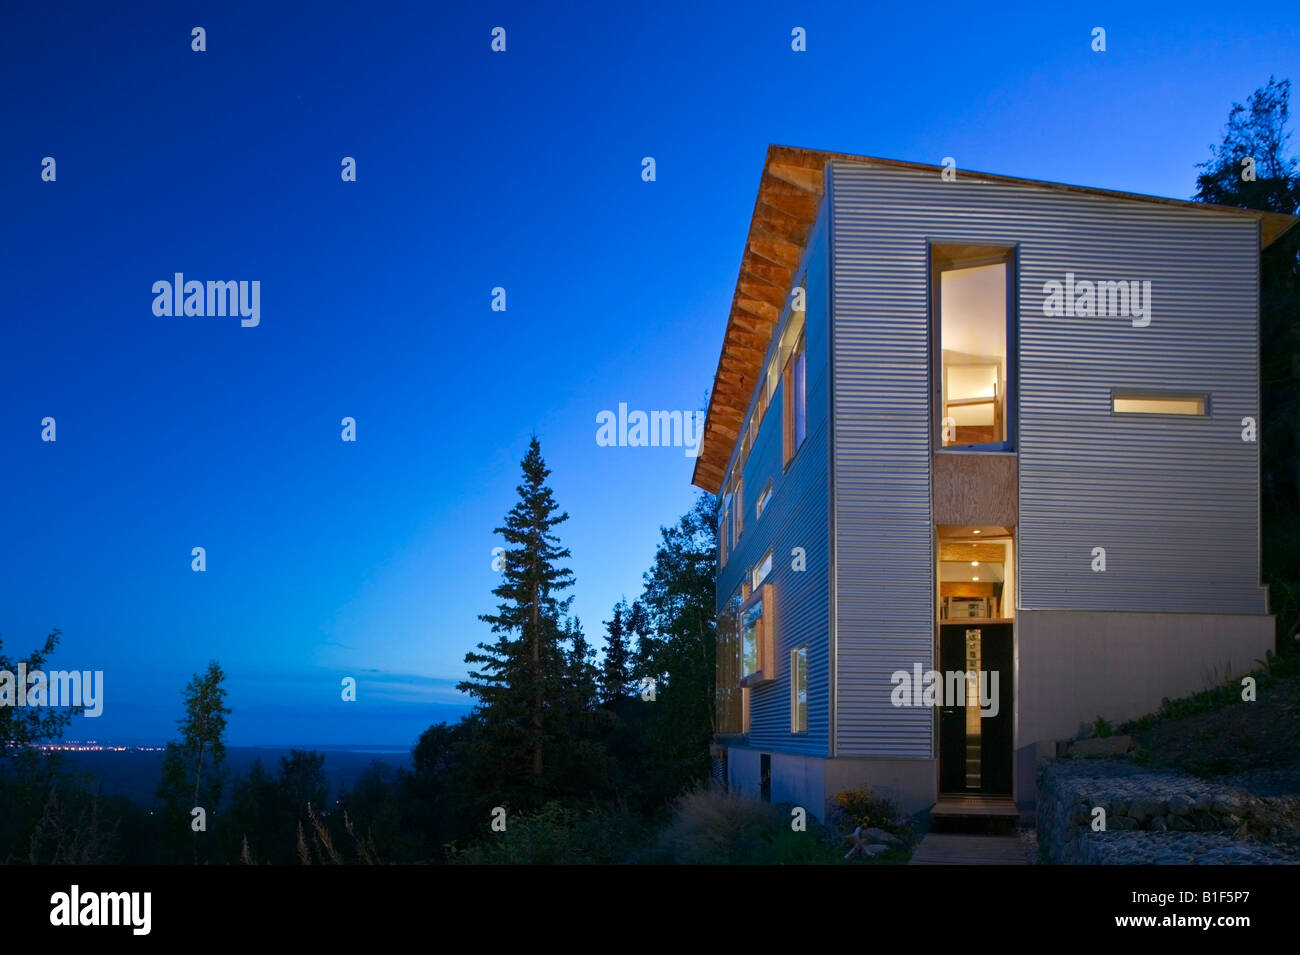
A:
[[938, 623, 1013, 795]]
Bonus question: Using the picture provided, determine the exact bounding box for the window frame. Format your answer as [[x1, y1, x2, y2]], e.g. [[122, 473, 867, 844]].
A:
[[783, 326, 808, 467], [751, 548, 773, 591], [1110, 390, 1210, 418], [734, 475, 743, 543], [715, 584, 746, 737], [930, 242, 1018, 453], [790, 645, 808, 734], [739, 583, 775, 687], [755, 479, 773, 521]]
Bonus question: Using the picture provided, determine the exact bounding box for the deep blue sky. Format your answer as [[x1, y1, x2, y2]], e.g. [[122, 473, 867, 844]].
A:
[[2, 2, 1296, 746]]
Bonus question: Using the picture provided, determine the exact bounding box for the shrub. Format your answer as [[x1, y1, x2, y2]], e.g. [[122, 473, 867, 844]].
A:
[[828, 784, 914, 843], [651, 786, 842, 864], [449, 802, 646, 865]]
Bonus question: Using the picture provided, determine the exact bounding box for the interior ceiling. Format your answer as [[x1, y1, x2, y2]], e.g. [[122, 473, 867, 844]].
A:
[[938, 541, 1008, 563], [940, 561, 1005, 582], [937, 524, 1013, 539], [940, 264, 1006, 357]]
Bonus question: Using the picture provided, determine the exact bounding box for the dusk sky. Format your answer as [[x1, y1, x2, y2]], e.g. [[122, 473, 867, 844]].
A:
[[2, 1, 1296, 746]]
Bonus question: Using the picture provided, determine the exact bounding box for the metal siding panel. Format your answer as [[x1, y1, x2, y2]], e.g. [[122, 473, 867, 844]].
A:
[[716, 202, 832, 757], [829, 164, 934, 758], [827, 162, 1267, 755]]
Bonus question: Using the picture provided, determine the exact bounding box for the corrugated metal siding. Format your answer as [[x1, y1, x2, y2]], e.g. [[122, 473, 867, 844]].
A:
[[1015, 214, 1265, 614], [827, 161, 1267, 756], [715, 199, 832, 757], [828, 163, 935, 758]]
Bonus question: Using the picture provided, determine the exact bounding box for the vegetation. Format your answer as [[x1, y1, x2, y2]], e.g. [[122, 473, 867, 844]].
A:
[[1194, 75, 1300, 650]]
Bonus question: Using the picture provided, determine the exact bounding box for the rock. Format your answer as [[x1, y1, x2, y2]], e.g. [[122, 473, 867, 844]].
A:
[[1110, 815, 1140, 830], [1221, 813, 1242, 828], [864, 827, 906, 848], [1212, 793, 1243, 813], [1167, 794, 1196, 817], [1167, 815, 1195, 832], [1149, 816, 1168, 831], [1193, 812, 1220, 832], [1068, 736, 1134, 758], [864, 844, 889, 857], [1194, 793, 1214, 812], [1129, 797, 1167, 823]]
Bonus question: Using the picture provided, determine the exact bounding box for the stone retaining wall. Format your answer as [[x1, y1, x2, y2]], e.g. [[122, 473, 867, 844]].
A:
[[1036, 760, 1297, 864]]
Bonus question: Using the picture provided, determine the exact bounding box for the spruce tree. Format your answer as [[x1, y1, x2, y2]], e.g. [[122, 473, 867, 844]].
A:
[[565, 616, 599, 710], [598, 601, 630, 704], [459, 437, 576, 797]]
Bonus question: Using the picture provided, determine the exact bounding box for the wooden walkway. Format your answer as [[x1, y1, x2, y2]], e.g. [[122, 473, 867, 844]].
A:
[[908, 833, 1031, 865], [931, 794, 1019, 820]]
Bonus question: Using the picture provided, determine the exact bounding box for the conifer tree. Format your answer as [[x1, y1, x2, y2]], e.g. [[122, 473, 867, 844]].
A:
[[459, 438, 576, 792], [565, 616, 599, 710], [599, 601, 632, 705]]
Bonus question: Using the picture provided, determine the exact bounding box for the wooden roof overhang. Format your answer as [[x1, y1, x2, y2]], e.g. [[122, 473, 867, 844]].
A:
[[690, 145, 1300, 494]]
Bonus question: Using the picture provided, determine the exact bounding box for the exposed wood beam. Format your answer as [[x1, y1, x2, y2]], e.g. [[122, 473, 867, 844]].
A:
[[767, 161, 825, 194], [748, 229, 803, 269], [735, 293, 781, 319], [740, 255, 796, 289], [757, 176, 821, 219], [752, 200, 811, 242]]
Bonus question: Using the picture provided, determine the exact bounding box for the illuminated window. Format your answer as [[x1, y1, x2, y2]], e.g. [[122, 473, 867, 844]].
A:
[[1112, 392, 1207, 416], [790, 646, 807, 733], [751, 549, 773, 590], [715, 586, 745, 735], [740, 584, 775, 685], [933, 245, 1015, 450], [755, 480, 773, 521], [734, 476, 743, 543], [783, 326, 807, 465]]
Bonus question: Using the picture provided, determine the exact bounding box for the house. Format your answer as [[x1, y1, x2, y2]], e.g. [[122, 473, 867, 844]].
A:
[[691, 145, 1298, 821]]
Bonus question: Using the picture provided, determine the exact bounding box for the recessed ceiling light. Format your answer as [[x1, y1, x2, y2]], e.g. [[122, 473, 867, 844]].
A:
[[971, 561, 979, 567], [972, 576, 980, 581], [972, 529, 981, 534]]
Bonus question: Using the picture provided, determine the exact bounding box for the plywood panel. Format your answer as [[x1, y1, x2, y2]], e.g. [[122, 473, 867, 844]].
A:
[[932, 452, 1018, 527]]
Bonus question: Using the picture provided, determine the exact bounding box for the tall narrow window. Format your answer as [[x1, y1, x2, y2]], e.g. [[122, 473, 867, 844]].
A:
[[740, 584, 775, 685], [719, 484, 732, 567], [790, 646, 807, 733], [784, 329, 807, 465], [715, 586, 745, 735], [751, 549, 773, 590], [734, 476, 743, 542], [793, 331, 806, 449], [933, 246, 1014, 450]]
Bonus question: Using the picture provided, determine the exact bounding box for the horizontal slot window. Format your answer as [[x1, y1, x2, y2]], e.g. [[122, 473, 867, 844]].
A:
[[1112, 393, 1207, 416]]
